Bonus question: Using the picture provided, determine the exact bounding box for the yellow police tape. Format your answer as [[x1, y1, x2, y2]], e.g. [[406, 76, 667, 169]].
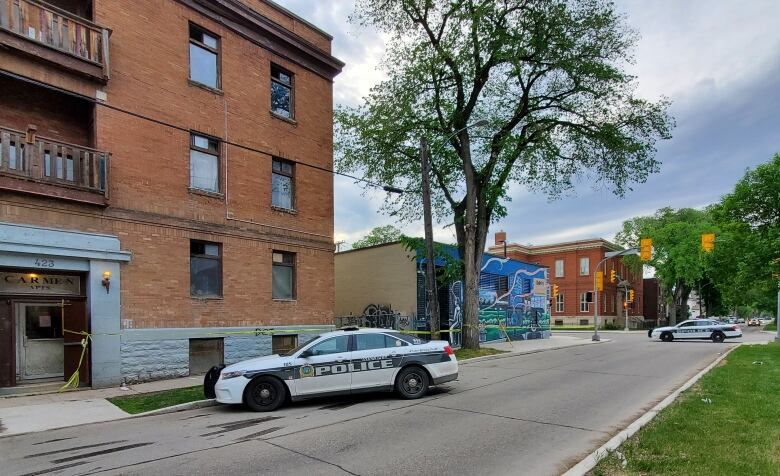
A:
[[59, 324, 545, 390]]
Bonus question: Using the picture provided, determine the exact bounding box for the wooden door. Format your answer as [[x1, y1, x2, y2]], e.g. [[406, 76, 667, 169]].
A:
[[0, 300, 15, 387], [63, 300, 90, 386]]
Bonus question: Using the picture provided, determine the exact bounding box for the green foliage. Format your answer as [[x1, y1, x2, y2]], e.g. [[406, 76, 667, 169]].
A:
[[108, 386, 204, 414], [399, 235, 464, 284], [616, 154, 780, 315], [351, 225, 403, 249]]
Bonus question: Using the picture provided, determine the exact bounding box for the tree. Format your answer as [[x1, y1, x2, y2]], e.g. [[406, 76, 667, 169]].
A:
[[712, 154, 780, 314], [337, 0, 673, 348], [352, 225, 404, 249], [615, 208, 715, 324]]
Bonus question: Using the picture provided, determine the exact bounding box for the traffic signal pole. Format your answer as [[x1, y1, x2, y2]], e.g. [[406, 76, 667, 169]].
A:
[[593, 248, 640, 342]]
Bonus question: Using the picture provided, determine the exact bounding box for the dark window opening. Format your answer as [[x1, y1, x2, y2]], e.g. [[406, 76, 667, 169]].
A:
[[190, 240, 222, 297], [272, 250, 295, 300], [189, 24, 220, 89], [271, 64, 294, 118], [272, 334, 298, 355], [272, 158, 294, 209]]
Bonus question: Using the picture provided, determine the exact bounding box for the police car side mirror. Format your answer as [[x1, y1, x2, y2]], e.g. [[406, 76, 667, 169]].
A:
[[299, 350, 313, 359]]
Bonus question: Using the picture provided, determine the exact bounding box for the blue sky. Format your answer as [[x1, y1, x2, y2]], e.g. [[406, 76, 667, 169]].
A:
[[277, 0, 780, 248]]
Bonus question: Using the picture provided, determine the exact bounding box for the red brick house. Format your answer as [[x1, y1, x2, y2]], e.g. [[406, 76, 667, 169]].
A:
[[0, 0, 342, 390], [488, 232, 644, 327]]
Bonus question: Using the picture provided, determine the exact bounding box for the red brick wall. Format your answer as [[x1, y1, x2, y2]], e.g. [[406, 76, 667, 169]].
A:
[[0, 75, 93, 146], [503, 243, 644, 323], [0, 0, 337, 329]]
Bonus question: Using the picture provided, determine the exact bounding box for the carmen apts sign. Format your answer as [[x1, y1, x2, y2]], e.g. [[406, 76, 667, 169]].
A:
[[0, 272, 81, 295]]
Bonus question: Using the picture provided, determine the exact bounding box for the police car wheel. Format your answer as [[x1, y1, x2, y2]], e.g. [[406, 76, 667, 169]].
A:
[[711, 332, 725, 343], [660, 332, 673, 342], [244, 376, 285, 412], [395, 366, 429, 399]]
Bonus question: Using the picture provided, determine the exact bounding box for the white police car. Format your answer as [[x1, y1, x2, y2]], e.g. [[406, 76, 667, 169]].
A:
[[205, 328, 458, 411], [648, 319, 742, 343]]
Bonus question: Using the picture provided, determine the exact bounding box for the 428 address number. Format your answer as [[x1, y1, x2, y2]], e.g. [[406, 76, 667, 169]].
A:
[[34, 258, 55, 268]]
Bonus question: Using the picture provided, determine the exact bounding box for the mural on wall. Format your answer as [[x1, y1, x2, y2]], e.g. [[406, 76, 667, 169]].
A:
[[420, 252, 551, 345]]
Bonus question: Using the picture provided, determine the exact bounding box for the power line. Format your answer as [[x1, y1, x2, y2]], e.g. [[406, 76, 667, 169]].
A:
[[0, 68, 394, 191]]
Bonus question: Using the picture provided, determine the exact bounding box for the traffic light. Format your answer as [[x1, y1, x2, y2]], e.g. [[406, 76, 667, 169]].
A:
[[640, 238, 652, 261], [610, 269, 616, 283], [596, 271, 604, 291], [701, 233, 715, 252], [552, 284, 559, 297], [628, 289, 635, 302]]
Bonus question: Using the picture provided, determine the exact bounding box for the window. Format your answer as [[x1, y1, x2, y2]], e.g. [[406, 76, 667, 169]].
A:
[[555, 259, 564, 278], [272, 334, 298, 354], [555, 319, 564, 326], [189, 338, 223, 375], [189, 24, 219, 89], [271, 64, 294, 118], [579, 319, 589, 326], [556, 294, 564, 313], [580, 292, 590, 312], [272, 251, 295, 299], [579, 257, 589, 276], [307, 336, 349, 356], [190, 240, 221, 297], [355, 334, 407, 351], [190, 134, 220, 193], [272, 158, 294, 209]]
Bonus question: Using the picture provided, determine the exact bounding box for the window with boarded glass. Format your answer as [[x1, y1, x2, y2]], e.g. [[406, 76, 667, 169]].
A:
[[189, 24, 220, 89], [272, 158, 294, 209], [271, 64, 293, 118], [191, 240, 222, 297], [272, 251, 295, 299], [190, 134, 220, 193]]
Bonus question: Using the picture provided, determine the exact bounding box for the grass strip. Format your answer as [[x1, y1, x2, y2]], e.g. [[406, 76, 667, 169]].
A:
[[591, 343, 780, 476], [765, 319, 777, 331], [108, 385, 205, 415], [455, 347, 508, 360]]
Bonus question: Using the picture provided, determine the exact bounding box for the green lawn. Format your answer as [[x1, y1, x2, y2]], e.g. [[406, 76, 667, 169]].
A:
[[108, 385, 206, 414], [591, 343, 780, 476], [765, 319, 777, 331], [454, 347, 508, 360]]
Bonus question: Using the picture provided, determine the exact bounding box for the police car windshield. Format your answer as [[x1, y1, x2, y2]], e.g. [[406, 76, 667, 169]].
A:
[[282, 336, 320, 356]]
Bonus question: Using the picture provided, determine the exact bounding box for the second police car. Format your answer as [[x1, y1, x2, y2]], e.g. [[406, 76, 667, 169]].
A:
[[648, 319, 742, 343], [206, 327, 458, 411]]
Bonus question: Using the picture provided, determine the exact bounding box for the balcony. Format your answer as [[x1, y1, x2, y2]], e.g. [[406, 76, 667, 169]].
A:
[[0, 125, 109, 205], [0, 0, 110, 81]]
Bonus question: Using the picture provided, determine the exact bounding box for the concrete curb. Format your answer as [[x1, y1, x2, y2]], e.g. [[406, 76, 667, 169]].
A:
[[129, 398, 217, 418], [461, 339, 610, 365], [561, 343, 740, 476]]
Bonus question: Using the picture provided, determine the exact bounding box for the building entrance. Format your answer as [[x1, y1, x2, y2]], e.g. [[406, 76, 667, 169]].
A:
[[17, 303, 64, 381]]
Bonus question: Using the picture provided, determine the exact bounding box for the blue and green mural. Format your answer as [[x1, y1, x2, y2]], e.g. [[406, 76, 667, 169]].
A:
[[417, 251, 551, 345]]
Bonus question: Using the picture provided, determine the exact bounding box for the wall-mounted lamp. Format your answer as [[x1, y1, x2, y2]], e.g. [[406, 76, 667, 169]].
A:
[[102, 271, 111, 294]]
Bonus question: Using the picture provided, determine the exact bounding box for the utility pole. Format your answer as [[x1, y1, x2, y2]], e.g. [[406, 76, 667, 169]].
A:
[[420, 137, 440, 341], [775, 280, 779, 342]]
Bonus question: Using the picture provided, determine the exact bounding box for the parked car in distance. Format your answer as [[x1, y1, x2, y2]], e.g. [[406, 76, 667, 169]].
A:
[[649, 319, 742, 343], [737, 318, 746, 324]]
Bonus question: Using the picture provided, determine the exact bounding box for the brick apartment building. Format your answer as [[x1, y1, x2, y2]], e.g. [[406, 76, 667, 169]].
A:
[[488, 232, 644, 327], [642, 278, 666, 325], [0, 0, 342, 390]]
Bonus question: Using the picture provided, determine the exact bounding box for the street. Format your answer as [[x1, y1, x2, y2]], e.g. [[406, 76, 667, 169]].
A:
[[1, 328, 770, 476]]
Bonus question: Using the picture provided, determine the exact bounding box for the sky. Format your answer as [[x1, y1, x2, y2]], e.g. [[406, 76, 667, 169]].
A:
[[276, 0, 780, 249]]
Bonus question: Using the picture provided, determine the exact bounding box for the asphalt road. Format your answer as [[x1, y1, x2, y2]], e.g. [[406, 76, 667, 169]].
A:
[[1, 327, 771, 476]]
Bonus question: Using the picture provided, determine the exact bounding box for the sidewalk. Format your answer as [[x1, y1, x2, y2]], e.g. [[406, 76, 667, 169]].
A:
[[0, 335, 601, 437], [0, 375, 204, 436], [481, 334, 607, 355]]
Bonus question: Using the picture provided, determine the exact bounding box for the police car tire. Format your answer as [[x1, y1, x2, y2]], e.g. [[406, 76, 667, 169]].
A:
[[711, 331, 725, 343], [395, 366, 429, 399], [660, 332, 673, 342], [244, 376, 286, 412]]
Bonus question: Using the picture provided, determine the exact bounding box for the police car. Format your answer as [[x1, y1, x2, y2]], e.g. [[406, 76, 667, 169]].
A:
[[648, 319, 742, 343], [205, 328, 458, 412]]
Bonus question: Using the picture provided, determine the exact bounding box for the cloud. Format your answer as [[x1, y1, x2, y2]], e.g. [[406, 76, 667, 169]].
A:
[[275, 0, 780, 248]]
